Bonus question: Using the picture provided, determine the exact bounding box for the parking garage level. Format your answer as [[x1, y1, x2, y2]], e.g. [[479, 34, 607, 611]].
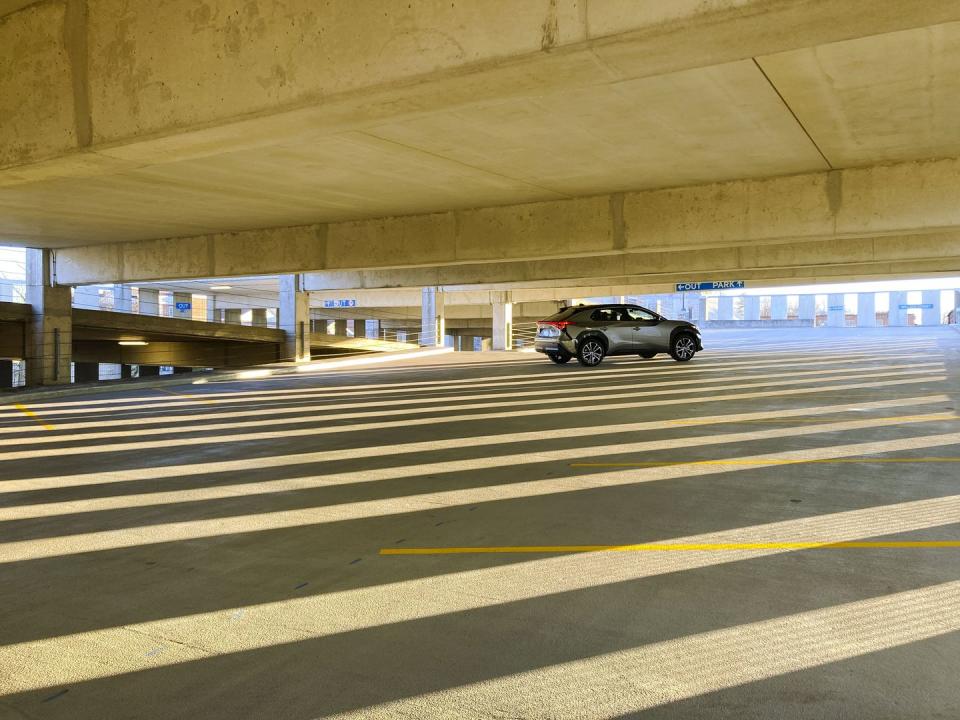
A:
[[1, 327, 958, 719]]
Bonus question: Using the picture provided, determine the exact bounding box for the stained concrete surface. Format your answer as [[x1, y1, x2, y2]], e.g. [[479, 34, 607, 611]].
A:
[[0, 327, 958, 719]]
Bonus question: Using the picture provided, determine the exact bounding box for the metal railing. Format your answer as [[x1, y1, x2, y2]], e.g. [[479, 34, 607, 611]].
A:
[[512, 321, 539, 350]]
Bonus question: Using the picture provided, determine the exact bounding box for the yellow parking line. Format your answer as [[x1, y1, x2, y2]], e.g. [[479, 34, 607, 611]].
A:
[[666, 413, 957, 426], [12, 404, 55, 431], [381, 541, 960, 555], [571, 457, 960, 468]]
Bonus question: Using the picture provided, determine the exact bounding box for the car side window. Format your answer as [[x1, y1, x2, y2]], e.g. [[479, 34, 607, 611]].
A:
[[625, 307, 658, 321], [590, 308, 621, 322]]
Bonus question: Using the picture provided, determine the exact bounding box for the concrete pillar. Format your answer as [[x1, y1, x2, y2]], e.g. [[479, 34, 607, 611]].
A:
[[717, 296, 735, 321], [172, 292, 192, 319], [889, 292, 909, 326], [742, 295, 760, 321], [921, 290, 942, 326], [492, 291, 513, 351], [0, 360, 12, 388], [459, 336, 474, 352], [826, 293, 845, 327], [771, 295, 788, 320], [138, 288, 160, 316], [121, 364, 134, 379], [206, 295, 218, 322], [74, 362, 99, 383], [856, 293, 876, 327], [139, 365, 161, 376], [351, 319, 365, 338], [113, 284, 133, 312], [224, 308, 242, 324], [25, 249, 72, 386], [798, 295, 816, 321], [279, 274, 310, 362], [420, 287, 445, 347], [478, 337, 492, 352], [333, 319, 348, 336], [251, 308, 268, 327]]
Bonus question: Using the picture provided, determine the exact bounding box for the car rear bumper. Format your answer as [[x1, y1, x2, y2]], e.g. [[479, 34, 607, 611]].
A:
[[535, 338, 575, 355]]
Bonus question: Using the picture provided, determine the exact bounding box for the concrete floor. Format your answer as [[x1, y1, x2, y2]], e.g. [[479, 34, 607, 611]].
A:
[[1, 327, 959, 719]]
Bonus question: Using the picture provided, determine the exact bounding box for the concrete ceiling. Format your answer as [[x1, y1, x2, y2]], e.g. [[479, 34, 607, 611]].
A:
[[2, 21, 960, 248]]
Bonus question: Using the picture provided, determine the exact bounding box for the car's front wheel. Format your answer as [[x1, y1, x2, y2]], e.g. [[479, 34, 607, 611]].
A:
[[577, 338, 606, 367], [670, 333, 697, 362], [548, 351, 572, 364], [638, 351, 657, 359]]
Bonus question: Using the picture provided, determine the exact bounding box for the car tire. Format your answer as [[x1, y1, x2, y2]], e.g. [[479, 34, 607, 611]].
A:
[[548, 351, 572, 364], [577, 338, 606, 367], [670, 333, 697, 362], [638, 351, 657, 359]]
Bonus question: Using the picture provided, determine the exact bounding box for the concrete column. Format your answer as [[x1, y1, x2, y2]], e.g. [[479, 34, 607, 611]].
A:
[[74, 362, 99, 383], [351, 319, 365, 338], [0, 360, 12, 388], [121, 364, 134, 379], [138, 288, 160, 316], [420, 287, 445, 346], [172, 292, 192, 319], [224, 308, 242, 324], [113, 284, 133, 312], [798, 295, 816, 321], [333, 319, 348, 336], [921, 290, 942, 326], [25, 249, 72, 386], [139, 365, 161, 376], [742, 295, 761, 321], [279, 274, 310, 362], [857, 293, 877, 327], [491, 291, 513, 351], [826, 293, 845, 327], [771, 295, 788, 321], [478, 337, 492, 352], [717, 296, 735, 321], [207, 295, 218, 322], [889, 292, 909, 326], [251, 308, 268, 327]]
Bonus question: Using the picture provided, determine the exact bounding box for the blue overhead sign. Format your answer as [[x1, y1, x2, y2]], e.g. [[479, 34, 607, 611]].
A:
[[676, 280, 745, 292], [322, 299, 357, 308], [175, 302, 192, 311], [899, 303, 934, 310]]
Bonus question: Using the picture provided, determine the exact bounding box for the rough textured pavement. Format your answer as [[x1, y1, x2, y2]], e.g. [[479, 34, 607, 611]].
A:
[[1, 327, 959, 719]]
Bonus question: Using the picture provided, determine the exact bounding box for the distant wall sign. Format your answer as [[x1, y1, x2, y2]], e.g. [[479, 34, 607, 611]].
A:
[[899, 303, 934, 310], [675, 280, 745, 292], [175, 302, 192, 311], [322, 299, 357, 308], [828, 305, 845, 312]]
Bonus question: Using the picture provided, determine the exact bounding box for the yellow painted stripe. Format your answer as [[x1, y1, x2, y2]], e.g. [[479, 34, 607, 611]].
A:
[[381, 541, 960, 555], [571, 457, 960, 468], [11, 404, 55, 431], [666, 413, 957, 426]]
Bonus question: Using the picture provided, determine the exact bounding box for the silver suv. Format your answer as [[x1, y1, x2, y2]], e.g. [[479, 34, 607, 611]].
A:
[[535, 304, 702, 367]]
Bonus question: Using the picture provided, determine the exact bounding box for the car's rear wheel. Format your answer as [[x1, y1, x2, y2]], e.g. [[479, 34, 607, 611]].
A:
[[547, 350, 572, 364], [638, 351, 657, 359], [577, 338, 606, 367], [670, 333, 697, 362]]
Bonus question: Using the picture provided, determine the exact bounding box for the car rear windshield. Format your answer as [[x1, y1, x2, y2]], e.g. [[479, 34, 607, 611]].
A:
[[542, 307, 580, 321]]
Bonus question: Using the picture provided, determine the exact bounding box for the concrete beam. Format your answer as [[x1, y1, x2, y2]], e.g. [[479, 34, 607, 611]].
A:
[[6, 0, 959, 181], [52, 158, 960, 285]]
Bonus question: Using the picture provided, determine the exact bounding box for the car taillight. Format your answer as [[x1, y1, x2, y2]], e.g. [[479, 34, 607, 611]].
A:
[[539, 320, 572, 330]]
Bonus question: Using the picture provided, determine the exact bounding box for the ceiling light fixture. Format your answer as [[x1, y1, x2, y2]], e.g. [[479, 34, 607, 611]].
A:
[[118, 341, 149, 346], [210, 285, 233, 290]]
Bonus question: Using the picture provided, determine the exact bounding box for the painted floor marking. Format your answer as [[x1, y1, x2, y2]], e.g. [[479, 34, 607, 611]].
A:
[[572, 457, 960, 468], [381, 541, 960, 555], [11, 404, 55, 431]]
